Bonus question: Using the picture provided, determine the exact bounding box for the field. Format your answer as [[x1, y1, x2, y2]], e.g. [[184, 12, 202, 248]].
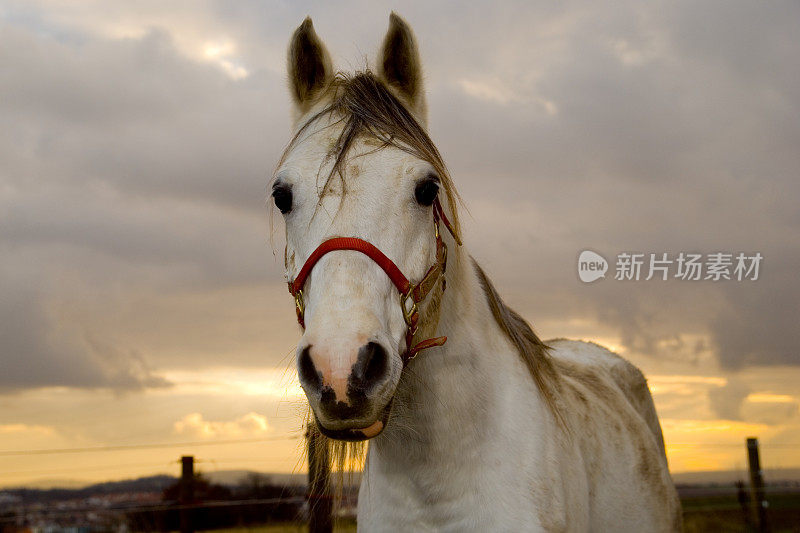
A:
[[682, 491, 800, 532], [199, 498, 800, 533]]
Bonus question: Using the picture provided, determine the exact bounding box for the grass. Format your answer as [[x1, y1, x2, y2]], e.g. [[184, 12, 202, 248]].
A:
[[204, 519, 356, 533]]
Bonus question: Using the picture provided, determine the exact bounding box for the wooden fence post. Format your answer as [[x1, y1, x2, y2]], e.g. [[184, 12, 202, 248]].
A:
[[180, 455, 195, 533], [746, 437, 770, 533]]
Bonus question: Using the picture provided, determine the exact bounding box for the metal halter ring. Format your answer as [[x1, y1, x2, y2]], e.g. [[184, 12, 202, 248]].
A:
[[400, 287, 417, 327], [294, 289, 304, 316]]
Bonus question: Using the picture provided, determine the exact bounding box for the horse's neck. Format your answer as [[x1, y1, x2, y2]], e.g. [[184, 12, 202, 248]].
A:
[[371, 242, 531, 471]]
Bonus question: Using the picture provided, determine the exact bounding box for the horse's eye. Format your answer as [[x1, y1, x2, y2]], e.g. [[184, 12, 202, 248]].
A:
[[414, 177, 439, 207], [272, 184, 293, 214]]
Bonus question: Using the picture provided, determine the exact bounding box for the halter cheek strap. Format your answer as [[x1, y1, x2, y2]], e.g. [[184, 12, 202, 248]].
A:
[[288, 198, 459, 366]]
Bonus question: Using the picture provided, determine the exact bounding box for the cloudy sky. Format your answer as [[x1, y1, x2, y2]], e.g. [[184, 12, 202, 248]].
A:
[[1, 0, 799, 487]]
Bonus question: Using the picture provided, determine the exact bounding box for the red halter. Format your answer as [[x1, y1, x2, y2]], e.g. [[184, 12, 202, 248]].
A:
[[288, 198, 460, 365]]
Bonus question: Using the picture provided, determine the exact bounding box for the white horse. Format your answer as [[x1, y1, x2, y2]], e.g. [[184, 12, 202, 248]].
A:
[[273, 14, 682, 532]]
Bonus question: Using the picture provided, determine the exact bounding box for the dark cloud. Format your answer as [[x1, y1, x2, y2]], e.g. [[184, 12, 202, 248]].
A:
[[0, 25, 285, 213], [0, 276, 171, 392], [741, 400, 800, 426], [708, 379, 749, 420]]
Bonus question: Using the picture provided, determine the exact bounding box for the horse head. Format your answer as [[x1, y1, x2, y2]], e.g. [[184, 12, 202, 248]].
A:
[[274, 14, 461, 441]]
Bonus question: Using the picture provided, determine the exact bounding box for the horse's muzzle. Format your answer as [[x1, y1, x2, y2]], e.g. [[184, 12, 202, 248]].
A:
[[298, 340, 395, 441]]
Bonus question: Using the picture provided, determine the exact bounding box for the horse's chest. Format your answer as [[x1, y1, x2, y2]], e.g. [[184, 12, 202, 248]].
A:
[[358, 456, 546, 531]]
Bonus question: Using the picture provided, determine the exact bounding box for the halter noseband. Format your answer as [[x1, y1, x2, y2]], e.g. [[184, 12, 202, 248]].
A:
[[288, 198, 461, 366]]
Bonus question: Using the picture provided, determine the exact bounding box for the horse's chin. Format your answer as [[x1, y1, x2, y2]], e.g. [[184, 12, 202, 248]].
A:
[[315, 400, 393, 442]]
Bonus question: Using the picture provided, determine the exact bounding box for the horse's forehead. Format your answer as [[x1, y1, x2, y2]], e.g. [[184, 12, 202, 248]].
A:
[[286, 132, 421, 187], [349, 140, 417, 181]]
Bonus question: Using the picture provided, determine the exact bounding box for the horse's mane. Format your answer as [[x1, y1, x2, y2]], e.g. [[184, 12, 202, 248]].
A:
[[277, 71, 463, 243], [473, 260, 563, 423]]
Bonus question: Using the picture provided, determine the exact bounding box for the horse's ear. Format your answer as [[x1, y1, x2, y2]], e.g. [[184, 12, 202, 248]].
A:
[[287, 17, 333, 114], [378, 13, 426, 122]]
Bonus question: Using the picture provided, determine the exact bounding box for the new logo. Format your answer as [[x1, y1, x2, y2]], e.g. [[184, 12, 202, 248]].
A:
[[578, 250, 608, 283]]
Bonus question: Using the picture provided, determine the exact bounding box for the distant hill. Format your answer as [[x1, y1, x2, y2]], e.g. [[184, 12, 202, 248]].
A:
[[203, 470, 308, 487], [0, 471, 314, 497], [672, 468, 800, 485], [9, 478, 92, 490], [2, 475, 176, 503], [4, 468, 799, 495]]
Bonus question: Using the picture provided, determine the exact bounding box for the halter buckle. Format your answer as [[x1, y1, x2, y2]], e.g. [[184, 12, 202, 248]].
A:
[[400, 287, 417, 327], [294, 289, 304, 317]]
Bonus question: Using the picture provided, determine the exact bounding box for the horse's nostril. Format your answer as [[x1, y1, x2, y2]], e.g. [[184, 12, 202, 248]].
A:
[[298, 345, 321, 390], [352, 341, 389, 389]]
